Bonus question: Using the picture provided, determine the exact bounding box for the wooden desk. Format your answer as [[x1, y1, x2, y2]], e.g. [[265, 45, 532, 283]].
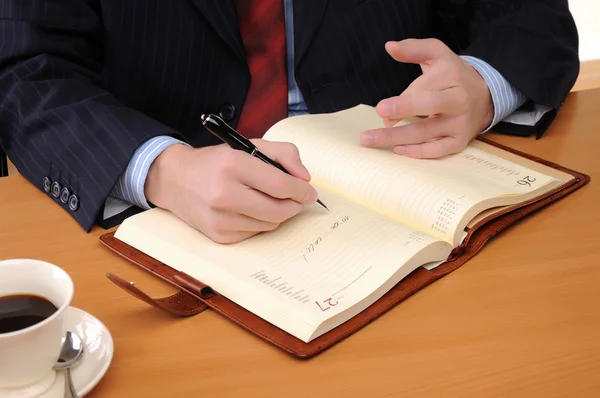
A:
[[1, 89, 599, 397]]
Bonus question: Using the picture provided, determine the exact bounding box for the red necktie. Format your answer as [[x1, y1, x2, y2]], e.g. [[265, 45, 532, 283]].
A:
[[234, 0, 288, 139]]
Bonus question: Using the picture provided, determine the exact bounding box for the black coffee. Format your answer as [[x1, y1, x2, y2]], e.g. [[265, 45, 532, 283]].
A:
[[0, 294, 58, 334]]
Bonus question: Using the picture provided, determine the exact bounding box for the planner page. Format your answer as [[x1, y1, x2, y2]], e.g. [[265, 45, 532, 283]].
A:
[[264, 105, 561, 246], [114, 186, 451, 342]]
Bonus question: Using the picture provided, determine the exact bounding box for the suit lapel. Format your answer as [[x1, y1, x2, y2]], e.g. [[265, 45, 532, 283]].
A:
[[189, 0, 246, 61], [292, 0, 328, 68]]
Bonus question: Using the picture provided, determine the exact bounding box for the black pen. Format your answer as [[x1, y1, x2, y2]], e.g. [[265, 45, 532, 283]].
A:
[[200, 113, 328, 211]]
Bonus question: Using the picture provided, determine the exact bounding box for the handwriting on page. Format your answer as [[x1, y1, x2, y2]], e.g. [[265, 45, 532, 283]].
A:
[[235, 190, 448, 320], [302, 215, 350, 263], [262, 113, 557, 250], [312, 227, 443, 312]]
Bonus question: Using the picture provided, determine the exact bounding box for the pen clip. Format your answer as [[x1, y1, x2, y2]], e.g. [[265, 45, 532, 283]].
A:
[[201, 113, 255, 152]]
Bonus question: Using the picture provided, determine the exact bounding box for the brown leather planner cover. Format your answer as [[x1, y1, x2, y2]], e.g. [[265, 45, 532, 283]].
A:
[[99, 137, 590, 358]]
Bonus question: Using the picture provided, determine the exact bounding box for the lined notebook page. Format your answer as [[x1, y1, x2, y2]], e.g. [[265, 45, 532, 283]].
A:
[[115, 187, 451, 340], [264, 105, 558, 245]]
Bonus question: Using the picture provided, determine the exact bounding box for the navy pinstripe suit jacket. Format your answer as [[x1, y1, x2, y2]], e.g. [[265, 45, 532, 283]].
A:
[[0, 0, 579, 230]]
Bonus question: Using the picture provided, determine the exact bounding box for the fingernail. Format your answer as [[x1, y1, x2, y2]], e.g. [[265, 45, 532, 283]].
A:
[[361, 133, 376, 146], [394, 146, 407, 155], [304, 189, 317, 204], [378, 101, 395, 117]]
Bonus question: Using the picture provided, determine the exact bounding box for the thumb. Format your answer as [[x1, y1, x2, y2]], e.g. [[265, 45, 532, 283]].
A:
[[385, 38, 452, 65]]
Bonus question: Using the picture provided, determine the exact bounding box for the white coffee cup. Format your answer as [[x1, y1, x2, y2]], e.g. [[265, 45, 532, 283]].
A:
[[0, 259, 74, 395]]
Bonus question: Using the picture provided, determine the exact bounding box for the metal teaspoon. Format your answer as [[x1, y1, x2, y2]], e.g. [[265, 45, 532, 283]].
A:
[[54, 331, 85, 398]]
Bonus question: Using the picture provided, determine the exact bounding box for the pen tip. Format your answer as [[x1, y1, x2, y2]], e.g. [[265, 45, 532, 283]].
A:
[[317, 199, 329, 211]]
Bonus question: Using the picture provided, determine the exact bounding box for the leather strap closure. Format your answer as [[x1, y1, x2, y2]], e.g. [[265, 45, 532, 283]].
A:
[[106, 272, 208, 317]]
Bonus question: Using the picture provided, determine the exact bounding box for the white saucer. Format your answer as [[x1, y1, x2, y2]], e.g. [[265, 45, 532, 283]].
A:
[[35, 307, 114, 398]]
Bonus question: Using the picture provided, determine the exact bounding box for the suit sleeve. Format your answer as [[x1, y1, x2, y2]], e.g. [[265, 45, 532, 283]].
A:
[[456, 0, 579, 109], [0, 0, 181, 231]]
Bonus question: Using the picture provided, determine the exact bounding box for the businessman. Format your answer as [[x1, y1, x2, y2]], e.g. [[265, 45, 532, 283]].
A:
[[0, 1, 579, 243]]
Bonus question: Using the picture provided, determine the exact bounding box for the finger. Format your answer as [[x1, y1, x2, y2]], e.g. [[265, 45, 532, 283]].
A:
[[375, 90, 463, 121], [393, 136, 465, 159], [361, 115, 450, 148], [237, 188, 305, 224], [232, 147, 318, 205], [206, 177, 305, 223], [252, 140, 311, 182], [385, 39, 453, 66], [205, 210, 280, 233], [209, 181, 305, 224]]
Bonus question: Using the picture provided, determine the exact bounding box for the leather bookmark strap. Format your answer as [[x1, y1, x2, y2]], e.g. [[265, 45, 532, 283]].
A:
[[106, 272, 208, 317]]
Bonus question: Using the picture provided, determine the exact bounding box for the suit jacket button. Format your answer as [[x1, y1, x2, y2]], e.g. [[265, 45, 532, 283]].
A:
[[218, 103, 236, 121], [68, 194, 79, 211], [60, 187, 70, 204], [43, 177, 52, 193], [51, 182, 61, 198]]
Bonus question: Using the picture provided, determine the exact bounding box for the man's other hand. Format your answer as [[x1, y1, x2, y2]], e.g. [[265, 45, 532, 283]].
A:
[[144, 141, 317, 244], [361, 38, 494, 158]]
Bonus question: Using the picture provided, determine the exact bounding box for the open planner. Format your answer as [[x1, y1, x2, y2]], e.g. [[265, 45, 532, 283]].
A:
[[100, 105, 589, 358]]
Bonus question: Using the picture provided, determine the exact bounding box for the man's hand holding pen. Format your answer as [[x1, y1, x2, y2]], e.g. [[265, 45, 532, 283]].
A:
[[142, 38, 493, 245], [144, 140, 318, 244]]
